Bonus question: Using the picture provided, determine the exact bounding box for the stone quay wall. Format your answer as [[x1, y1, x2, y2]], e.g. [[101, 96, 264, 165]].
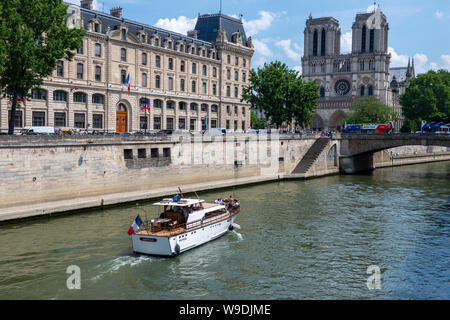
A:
[[0, 134, 317, 213]]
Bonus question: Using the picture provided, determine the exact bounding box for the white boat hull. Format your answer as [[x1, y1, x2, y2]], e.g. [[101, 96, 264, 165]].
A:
[[132, 214, 238, 257]]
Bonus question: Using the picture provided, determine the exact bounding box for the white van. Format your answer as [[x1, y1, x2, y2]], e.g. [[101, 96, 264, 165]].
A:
[[20, 127, 55, 135]]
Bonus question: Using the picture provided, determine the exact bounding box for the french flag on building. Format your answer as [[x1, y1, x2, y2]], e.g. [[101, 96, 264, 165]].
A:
[[127, 216, 143, 235], [126, 74, 131, 92]]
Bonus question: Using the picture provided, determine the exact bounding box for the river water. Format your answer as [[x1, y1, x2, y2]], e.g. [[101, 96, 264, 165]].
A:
[[0, 161, 449, 300]]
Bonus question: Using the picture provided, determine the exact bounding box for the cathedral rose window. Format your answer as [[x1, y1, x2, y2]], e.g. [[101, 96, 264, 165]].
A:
[[335, 79, 351, 96]]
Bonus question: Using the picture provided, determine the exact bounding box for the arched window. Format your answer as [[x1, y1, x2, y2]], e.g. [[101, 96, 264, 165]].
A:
[[73, 92, 87, 103], [31, 89, 47, 100], [166, 100, 175, 109], [117, 103, 127, 111], [369, 29, 375, 53], [201, 104, 208, 112], [190, 103, 198, 111], [179, 102, 187, 110], [139, 98, 150, 109], [92, 94, 104, 104], [361, 26, 367, 53], [313, 30, 318, 56], [321, 29, 326, 56], [368, 85, 373, 96], [154, 99, 163, 108], [142, 73, 147, 87], [320, 87, 325, 98], [53, 90, 67, 102], [142, 53, 147, 65], [360, 86, 365, 96]]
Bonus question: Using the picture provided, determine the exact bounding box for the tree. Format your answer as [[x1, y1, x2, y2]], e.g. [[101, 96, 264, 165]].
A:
[[399, 69, 450, 131], [0, 0, 86, 135], [250, 109, 266, 129], [242, 61, 319, 129], [344, 96, 398, 124]]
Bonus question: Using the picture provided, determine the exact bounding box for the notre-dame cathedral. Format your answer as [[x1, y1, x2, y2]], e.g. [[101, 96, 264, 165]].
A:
[[301, 7, 414, 131]]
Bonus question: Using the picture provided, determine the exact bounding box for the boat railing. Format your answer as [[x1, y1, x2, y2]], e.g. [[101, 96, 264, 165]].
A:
[[144, 206, 240, 236]]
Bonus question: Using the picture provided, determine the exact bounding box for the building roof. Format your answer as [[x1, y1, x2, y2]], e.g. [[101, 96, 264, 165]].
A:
[[66, 2, 214, 49], [194, 13, 249, 45], [390, 67, 409, 83]]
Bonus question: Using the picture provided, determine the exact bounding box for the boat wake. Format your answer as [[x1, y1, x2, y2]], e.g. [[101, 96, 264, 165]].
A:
[[232, 223, 242, 230], [232, 230, 244, 241], [91, 255, 151, 281]]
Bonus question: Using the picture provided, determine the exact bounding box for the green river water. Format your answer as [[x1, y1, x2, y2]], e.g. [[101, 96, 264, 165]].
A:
[[0, 161, 449, 300]]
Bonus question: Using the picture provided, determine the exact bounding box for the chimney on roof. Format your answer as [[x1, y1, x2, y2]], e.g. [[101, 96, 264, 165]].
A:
[[80, 0, 93, 10], [187, 30, 198, 39], [110, 7, 123, 19]]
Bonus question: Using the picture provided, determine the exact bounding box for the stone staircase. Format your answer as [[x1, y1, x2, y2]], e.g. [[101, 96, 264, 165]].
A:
[[292, 138, 331, 174]]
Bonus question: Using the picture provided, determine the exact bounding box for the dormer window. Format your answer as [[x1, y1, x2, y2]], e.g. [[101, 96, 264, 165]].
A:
[[121, 29, 126, 41], [141, 34, 146, 43], [168, 41, 172, 49], [155, 38, 160, 46], [94, 23, 100, 33]]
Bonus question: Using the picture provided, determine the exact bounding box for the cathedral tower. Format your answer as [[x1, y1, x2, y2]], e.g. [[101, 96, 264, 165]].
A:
[[304, 15, 341, 57]]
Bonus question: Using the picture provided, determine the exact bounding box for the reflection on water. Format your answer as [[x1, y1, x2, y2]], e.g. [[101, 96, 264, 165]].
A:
[[0, 161, 449, 300]]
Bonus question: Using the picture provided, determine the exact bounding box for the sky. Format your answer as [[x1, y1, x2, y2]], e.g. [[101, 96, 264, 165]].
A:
[[67, 0, 450, 74]]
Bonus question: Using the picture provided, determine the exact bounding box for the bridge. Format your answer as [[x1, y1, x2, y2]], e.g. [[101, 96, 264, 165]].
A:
[[334, 133, 450, 174]]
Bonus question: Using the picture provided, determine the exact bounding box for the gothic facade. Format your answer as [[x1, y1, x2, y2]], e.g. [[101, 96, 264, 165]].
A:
[[302, 7, 414, 131]]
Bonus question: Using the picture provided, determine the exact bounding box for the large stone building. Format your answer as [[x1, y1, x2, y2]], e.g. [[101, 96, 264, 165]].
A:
[[302, 7, 414, 131], [0, 0, 254, 133]]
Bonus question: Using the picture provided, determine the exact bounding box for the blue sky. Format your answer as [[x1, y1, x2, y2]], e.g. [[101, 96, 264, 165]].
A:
[[68, 0, 450, 74]]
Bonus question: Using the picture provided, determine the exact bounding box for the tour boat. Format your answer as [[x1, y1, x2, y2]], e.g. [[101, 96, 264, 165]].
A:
[[131, 196, 240, 257]]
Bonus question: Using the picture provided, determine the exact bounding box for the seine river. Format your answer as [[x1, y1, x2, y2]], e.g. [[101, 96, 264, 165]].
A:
[[0, 161, 449, 300]]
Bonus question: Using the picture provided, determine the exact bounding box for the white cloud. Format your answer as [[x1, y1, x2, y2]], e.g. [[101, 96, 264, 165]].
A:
[[275, 39, 302, 62], [341, 32, 352, 54], [435, 10, 444, 19], [388, 47, 410, 67], [293, 65, 302, 74], [243, 11, 278, 37], [441, 55, 450, 70], [154, 16, 197, 35], [253, 39, 273, 58]]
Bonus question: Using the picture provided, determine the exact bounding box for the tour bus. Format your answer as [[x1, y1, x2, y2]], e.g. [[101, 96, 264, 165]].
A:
[[344, 122, 394, 134], [20, 127, 55, 135], [421, 121, 450, 134]]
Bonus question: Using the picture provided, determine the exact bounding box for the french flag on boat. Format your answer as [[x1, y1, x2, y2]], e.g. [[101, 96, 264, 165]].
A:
[[127, 216, 143, 235]]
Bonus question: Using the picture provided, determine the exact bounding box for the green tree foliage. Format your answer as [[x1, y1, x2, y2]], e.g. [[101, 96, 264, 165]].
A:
[[0, 0, 86, 135], [399, 70, 450, 129], [250, 109, 266, 129], [344, 96, 398, 125], [242, 61, 319, 129]]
